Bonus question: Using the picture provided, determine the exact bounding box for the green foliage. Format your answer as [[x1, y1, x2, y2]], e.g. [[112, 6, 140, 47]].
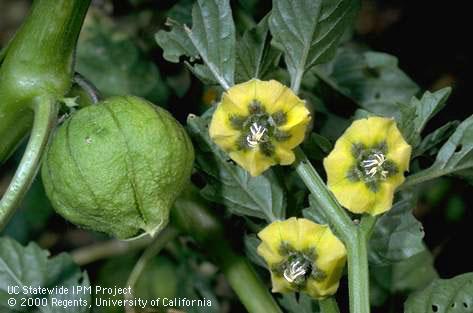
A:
[[370, 249, 438, 307], [369, 196, 425, 265], [405, 115, 473, 187], [405, 273, 473, 313], [317, 47, 419, 115], [269, 0, 360, 89], [77, 19, 169, 104], [396, 88, 452, 148], [0, 237, 90, 313], [235, 16, 281, 82], [156, 0, 236, 89], [187, 113, 286, 222]]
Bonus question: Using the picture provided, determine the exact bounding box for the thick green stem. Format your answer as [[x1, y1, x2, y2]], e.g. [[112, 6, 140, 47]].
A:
[[346, 231, 370, 313], [172, 184, 283, 313], [294, 148, 355, 241], [319, 297, 341, 313], [0, 0, 91, 163], [0, 97, 57, 230], [294, 148, 371, 313]]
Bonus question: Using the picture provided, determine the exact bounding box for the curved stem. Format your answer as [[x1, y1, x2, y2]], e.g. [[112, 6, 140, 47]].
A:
[[0, 96, 57, 230], [319, 297, 341, 313], [73, 72, 102, 104], [124, 227, 179, 313]]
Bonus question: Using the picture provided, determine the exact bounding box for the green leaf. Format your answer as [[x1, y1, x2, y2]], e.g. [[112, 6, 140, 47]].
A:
[[404, 115, 473, 187], [318, 47, 419, 115], [413, 121, 459, 158], [187, 114, 286, 222], [0, 237, 90, 313], [155, 18, 199, 63], [244, 234, 267, 269], [405, 273, 473, 313], [156, 0, 236, 89], [77, 21, 169, 104], [270, 0, 360, 90], [370, 249, 438, 307], [369, 197, 425, 265], [235, 16, 281, 82], [396, 88, 452, 147]]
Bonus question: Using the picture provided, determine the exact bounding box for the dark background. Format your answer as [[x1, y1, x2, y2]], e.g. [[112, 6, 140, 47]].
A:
[[1, 1, 472, 312]]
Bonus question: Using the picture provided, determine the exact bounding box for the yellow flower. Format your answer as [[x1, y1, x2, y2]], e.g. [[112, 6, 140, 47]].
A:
[[257, 217, 347, 299], [323, 116, 412, 215], [209, 79, 311, 176]]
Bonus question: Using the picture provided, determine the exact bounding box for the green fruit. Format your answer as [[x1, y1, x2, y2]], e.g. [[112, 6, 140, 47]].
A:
[[42, 96, 194, 239]]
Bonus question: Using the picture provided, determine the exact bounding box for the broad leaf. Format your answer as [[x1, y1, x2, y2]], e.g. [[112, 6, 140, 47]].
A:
[[405, 115, 473, 187], [318, 47, 419, 115], [405, 273, 473, 313], [187, 114, 286, 222], [369, 197, 425, 265], [156, 0, 236, 89], [235, 16, 281, 82], [77, 19, 169, 104], [370, 249, 438, 307], [0, 237, 90, 313], [270, 0, 360, 88]]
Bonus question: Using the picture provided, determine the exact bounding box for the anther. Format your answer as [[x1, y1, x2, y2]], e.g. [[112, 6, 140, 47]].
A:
[[362, 153, 387, 178], [283, 260, 309, 283], [246, 122, 268, 148]]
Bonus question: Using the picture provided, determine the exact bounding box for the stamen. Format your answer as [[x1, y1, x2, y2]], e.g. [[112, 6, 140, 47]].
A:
[[362, 153, 387, 178], [246, 122, 268, 148], [283, 260, 309, 283]]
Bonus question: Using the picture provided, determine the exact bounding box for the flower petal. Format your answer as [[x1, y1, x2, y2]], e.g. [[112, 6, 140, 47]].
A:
[[323, 137, 355, 186], [329, 180, 374, 214]]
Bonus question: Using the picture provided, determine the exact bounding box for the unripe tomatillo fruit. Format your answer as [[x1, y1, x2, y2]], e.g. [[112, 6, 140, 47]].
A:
[[41, 96, 194, 239]]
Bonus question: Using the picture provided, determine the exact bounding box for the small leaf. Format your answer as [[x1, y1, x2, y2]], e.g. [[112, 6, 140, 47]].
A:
[[413, 121, 459, 158], [405, 115, 473, 187], [235, 15, 281, 82], [155, 18, 199, 63], [405, 273, 473, 313], [270, 0, 360, 88], [396, 88, 452, 148], [369, 197, 425, 265], [0, 237, 90, 313], [318, 47, 419, 115], [187, 114, 286, 222]]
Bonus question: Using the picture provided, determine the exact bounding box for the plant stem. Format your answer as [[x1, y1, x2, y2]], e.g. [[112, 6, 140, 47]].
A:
[[172, 184, 283, 313], [293, 148, 371, 313], [319, 297, 341, 313], [124, 227, 179, 313], [294, 148, 354, 241], [71, 237, 153, 266], [0, 97, 57, 230], [346, 231, 370, 313]]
